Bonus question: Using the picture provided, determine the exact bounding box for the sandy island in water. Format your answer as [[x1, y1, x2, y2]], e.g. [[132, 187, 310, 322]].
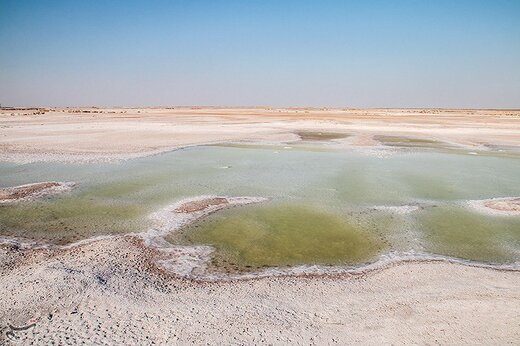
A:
[[0, 182, 75, 204], [0, 107, 519, 344], [467, 197, 520, 216], [483, 197, 520, 214]]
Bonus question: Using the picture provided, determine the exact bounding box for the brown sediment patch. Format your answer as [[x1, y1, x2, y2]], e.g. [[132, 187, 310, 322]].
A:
[[348, 133, 380, 147], [0, 182, 61, 200], [174, 197, 228, 213], [468, 197, 520, 216], [484, 198, 520, 213], [0, 182, 75, 204]]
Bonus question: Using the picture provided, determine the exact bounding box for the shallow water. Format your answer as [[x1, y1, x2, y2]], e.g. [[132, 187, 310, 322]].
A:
[[418, 206, 520, 263], [374, 135, 451, 148], [171, 203, 386, 270], [294, 131, 350, 141], [1, 143, 519, 267]]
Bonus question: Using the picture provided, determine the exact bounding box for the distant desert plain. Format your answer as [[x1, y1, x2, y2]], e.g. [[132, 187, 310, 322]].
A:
[[1, 107, 519, 162]]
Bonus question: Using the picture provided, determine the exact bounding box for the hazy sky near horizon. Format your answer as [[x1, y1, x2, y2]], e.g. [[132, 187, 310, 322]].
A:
[[1, 0, 519, 108]]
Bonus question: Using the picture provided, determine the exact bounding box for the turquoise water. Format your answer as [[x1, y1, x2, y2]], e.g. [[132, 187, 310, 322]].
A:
[[0, 144, 519, 266]]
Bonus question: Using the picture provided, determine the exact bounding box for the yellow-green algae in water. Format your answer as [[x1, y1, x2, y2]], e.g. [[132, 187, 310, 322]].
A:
[[172, 204, 384, 269], [0, 195, 145, 245], [419, 206, 520, 263]]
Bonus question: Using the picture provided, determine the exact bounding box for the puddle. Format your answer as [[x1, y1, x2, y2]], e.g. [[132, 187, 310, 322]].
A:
[[170, 203, 384, 271], [294, 131, 350, 141], [374, 135, 451, 149]]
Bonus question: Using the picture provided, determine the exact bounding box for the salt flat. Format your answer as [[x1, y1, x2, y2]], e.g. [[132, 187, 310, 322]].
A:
[[0, 107, 519, 344], [1, 107, 519, 162]]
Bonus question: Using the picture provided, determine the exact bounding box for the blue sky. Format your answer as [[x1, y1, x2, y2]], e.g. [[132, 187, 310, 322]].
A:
[[1, 0, 519, 107]]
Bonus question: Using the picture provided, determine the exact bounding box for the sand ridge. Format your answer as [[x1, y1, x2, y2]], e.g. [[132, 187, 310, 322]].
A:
[[174, 197, 229, 213], [0, 182, 75, 204], [467, 197, 520, 216]]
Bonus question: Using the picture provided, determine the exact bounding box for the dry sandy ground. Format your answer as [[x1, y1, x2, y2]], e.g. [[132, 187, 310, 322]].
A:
[[0, 237, 518, 345], [1, 107, 520, 344], [1, 107, 519, 162]]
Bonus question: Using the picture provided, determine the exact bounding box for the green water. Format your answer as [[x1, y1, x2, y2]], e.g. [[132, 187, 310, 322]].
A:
[[419, 206, 520, 263], [1, 143, 519, 267], [171, 204, 385, 270], [0, 195, 144, 244]]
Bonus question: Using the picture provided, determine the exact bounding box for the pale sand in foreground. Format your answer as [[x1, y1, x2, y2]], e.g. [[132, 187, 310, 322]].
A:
[[0, 237, 519, 345], [1, 108, 519, 344]]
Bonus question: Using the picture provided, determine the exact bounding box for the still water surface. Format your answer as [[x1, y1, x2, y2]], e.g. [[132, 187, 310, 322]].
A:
[[1, 143, 519, 267]]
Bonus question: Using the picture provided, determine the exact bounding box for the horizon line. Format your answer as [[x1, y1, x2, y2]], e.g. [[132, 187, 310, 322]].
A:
[[2, 105, 520, 112]]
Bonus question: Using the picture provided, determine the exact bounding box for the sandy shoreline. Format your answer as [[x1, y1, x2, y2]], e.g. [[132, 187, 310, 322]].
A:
[[3, 194, 515, 281], [1, 108, 520, 343]]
